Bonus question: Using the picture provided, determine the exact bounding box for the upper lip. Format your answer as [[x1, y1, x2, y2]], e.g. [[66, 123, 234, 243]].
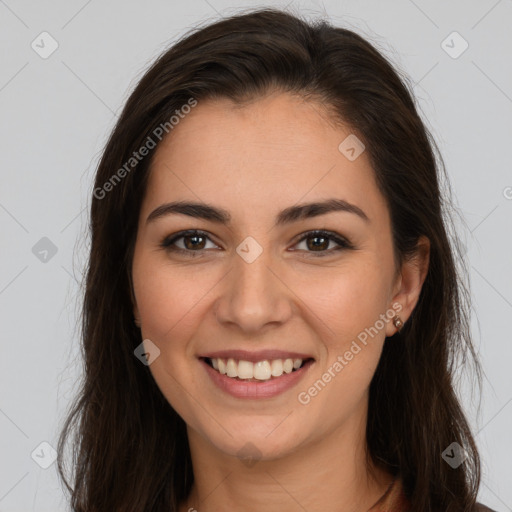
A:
[[199, 349, 315, 363]]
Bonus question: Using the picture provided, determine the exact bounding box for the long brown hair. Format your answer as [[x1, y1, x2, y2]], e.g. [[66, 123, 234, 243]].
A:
[[57, 7, 483, 511]]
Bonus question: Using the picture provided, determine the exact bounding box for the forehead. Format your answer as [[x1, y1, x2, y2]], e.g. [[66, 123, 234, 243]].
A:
[[143, 92, 387, 225]]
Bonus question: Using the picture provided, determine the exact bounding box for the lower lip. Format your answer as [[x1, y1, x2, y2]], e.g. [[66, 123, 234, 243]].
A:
[[200, 358, 314, 399]]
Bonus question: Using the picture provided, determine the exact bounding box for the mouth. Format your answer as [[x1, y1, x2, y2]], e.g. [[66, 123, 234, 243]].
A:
[[198, 349, 316, 399], [201, 356, 314, 382]]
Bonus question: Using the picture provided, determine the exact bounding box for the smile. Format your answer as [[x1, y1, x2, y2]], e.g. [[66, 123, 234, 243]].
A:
[[205, 356, 309, 381], [199, 352, 315, 399]]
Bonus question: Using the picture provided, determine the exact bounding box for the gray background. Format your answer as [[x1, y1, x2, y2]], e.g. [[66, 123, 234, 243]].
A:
[[0, 0, 511, 510]]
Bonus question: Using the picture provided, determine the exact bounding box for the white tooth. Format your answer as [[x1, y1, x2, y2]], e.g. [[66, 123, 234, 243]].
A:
[[218, 358, 227, 375], [270, 359, 283, 377], [254, 360, 272, 380], [283, 358, 294, 373], [293, 358, 303, 369], [238, 360, 254, 379], [211, 358, 219, 370], [226, 358, 238, 377]]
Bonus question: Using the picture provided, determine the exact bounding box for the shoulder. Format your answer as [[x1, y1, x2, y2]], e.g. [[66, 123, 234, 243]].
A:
[[474, 503, 497, 512]]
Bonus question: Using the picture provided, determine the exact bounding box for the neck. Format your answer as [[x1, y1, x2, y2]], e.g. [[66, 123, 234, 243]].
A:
[[179, 411, 393, 512]]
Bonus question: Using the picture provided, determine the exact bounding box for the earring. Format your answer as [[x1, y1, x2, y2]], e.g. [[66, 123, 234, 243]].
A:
[[393, 315, 404, 333]]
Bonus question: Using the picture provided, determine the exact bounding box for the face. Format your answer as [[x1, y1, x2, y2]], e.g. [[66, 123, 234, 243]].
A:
[[131, 91, 421, 462]]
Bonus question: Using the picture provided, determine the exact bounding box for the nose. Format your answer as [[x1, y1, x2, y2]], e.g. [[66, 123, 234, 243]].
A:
[[213, 246, 293, 334]]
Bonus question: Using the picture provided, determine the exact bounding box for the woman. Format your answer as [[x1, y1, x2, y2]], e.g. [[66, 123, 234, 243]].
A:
[[57, 8, 495, 512]]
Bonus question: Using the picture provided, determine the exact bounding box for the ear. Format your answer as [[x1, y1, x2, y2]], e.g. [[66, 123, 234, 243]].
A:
[[385, 235, 430, 337]]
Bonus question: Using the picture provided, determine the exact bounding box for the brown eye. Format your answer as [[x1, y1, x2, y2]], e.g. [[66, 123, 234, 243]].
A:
[[293, 230, 353, 257], [182, 233, 207, 250], [160, 229, 353, 258], [160, 230, 218, 256], [305, 234, 330, 251]]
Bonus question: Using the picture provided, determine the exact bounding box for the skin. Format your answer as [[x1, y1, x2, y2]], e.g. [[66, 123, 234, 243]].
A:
[[131, 91, 430, 512]]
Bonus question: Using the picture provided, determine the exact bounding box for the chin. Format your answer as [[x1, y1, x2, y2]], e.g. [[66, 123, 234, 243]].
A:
[[194, 420, 306, 463]]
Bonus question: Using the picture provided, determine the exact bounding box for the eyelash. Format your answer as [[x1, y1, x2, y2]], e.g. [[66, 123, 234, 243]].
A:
[[159, 229, 354, 258]]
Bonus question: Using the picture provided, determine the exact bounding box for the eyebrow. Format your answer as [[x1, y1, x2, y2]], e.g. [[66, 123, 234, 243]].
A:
[[146, 198, 370, 226]]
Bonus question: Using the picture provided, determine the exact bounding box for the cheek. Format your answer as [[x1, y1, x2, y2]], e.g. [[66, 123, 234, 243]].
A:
[[299, 261, 390, 340], [132, 253, 220, 341], [297, 261, 390, 395], [298, 273, 389, 423], [131, 257, 210, 425]]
